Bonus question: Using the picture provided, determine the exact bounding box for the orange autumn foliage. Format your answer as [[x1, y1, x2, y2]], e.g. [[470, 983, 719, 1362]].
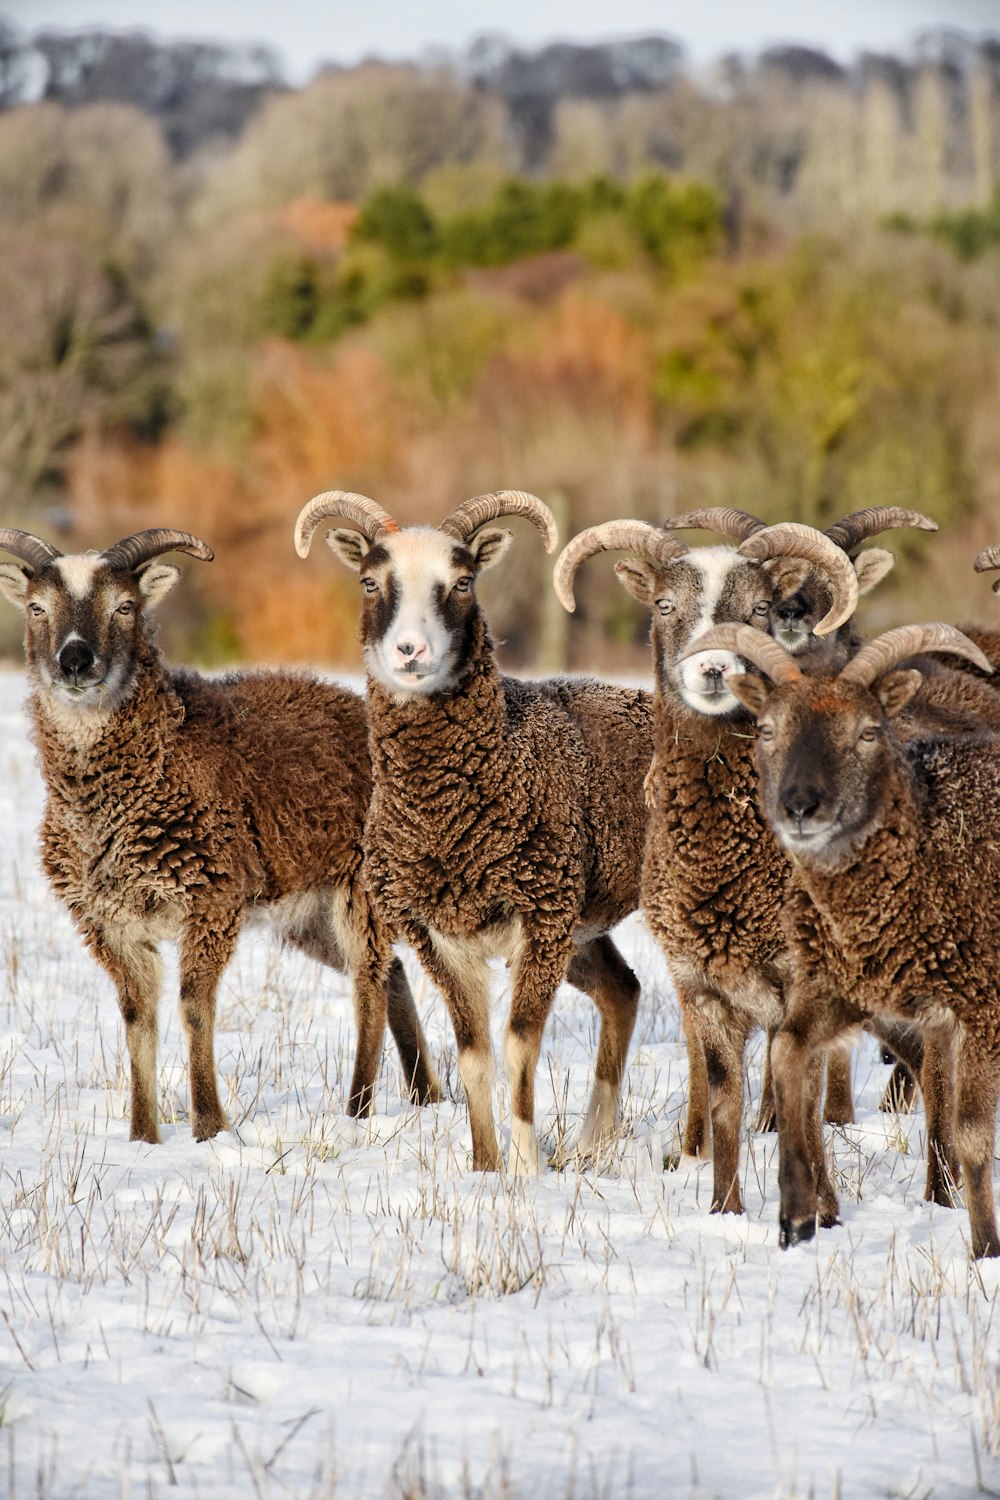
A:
[[271, 197, 359, 253]]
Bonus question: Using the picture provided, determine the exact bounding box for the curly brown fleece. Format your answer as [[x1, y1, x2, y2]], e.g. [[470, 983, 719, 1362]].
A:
[[771, 732, 1000, 1256], [641, 692, 814, 1215], [363, 609, 653, 1169], [33, 632, 438, 1143]]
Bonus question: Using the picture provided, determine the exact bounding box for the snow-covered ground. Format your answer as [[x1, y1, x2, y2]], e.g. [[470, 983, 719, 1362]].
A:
[[1, 666, 998, 1500]]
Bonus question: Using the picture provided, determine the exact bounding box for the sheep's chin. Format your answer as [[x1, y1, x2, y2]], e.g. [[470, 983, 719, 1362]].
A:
[[365, 646, 458, 700]]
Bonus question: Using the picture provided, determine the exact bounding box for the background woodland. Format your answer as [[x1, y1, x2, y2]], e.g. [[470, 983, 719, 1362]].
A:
[[1, 21, 998, 669]]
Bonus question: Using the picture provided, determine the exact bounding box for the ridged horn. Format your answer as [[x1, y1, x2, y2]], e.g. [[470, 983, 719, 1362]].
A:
[[736, 522, 859, 637], [661, 507, 767, 542], [974, 545, 1000, 594], [839, 623, 994, 688], [0, 529, 62, 573], [677, 623, 805, 685], [439, 491, 558, 553], [553, 521, 688, 614], [823, 508, 938, 554], [294, 491, 400, 558], [102, 530, 214, 571]]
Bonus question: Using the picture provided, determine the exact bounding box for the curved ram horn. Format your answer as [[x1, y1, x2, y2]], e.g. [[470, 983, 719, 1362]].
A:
[[0, 528, 62, 573], [839, 623, 993, 688], [677, 623, 805, 685], [823, 507, 938, 554], [661, 507, 767, 542], [102, 530, 214, 571], [974, 545, 1000, 594], [294, 491, 400, 559], [439, 491, 558, 553], [736, 522, 859, 637], [553, 521, 688, 614]]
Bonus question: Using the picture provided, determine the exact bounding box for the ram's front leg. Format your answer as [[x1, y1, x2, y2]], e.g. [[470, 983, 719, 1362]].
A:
[[421, 928, 501, 1171], [89, 923, 163, 1143], [179, 914, 239, 1141], [772, 983, 853, 1246], [505, 937, 575, 1175]]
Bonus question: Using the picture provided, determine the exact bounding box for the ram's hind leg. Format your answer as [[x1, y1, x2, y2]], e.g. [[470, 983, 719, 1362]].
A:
[[755, 1025, 777, 1133], [386, 958, 442, 1106], [954, 1044, 1000, 1259], [286, 892, 441, 1116], [505, 937, 577, 1175], [679, 983, 754, 1214], [823, 1042, 855, 1126], [920, 1022, 959, 1207], [567, 935, 640, 1158], [179, 914, 239, 1140], [680, 1006, 711, 1157], [89, 924, 163, 1143]]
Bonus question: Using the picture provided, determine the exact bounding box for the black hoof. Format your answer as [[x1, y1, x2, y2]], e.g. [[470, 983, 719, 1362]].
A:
[[779, 1215, 816, 1249]]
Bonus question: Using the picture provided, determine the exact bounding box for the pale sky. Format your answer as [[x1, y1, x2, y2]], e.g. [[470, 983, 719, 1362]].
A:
[[5, 0, 999, 82]]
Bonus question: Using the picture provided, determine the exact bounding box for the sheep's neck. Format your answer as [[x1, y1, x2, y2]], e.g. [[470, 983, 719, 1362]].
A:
[[648, 687, 760, 805], [31, 644, 180, 795], [365, 614, 518, 830], [788, 772, 922, 990]]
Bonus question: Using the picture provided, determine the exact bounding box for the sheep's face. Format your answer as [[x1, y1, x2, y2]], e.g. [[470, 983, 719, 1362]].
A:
[[728, 670, 923, 867], [615, 547, 775, 717], [327, 525, 512, 698], [768, 549, 893, 661], [0, 554, 179, 714]]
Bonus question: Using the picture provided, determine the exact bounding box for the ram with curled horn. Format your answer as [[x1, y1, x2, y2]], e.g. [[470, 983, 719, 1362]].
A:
[[656, 505, 939, 666], [293, 486, 652, 1176], [655, 505, 998, 1114], [0, 525, 441, 1147], [551, 514, 903, 1220], [927, 544, 1000, 682], [682, 619, 1000, 1260]]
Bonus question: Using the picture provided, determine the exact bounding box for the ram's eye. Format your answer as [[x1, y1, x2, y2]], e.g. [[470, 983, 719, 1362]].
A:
[[361, 577, 378, 595], [656, 598, 675, 617], [115, 600, 135, 617], [27, 602, 45, 618], [453, 576, 473, 594], [752, 602, 770, 617], [758, 723, 775, 743], [858, 726, 879, 745]]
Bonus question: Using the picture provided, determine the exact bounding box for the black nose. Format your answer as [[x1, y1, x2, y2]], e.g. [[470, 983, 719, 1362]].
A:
[[397, 642, 415, 657], [781, 785, 822, 825], [702, 665, 725, 691], [776, 602, 807, 625], [58, 639, 95, 677]]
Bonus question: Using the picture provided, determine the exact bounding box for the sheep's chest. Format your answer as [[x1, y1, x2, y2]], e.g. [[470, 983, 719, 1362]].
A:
[[642, 736, 783, 972], [43, 790, 208, 929]]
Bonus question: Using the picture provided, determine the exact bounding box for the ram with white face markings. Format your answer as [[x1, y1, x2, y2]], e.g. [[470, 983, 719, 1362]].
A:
[[554, 516, 874, 1222], [294, 489, 654, 1176]]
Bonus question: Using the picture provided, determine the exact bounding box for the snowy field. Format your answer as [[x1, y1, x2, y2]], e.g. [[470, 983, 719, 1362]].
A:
[[1, 665, 999, 1499]]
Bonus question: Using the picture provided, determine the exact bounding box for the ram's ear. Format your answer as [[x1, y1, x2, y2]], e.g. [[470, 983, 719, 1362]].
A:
[[468, 528, 512, 573], [324, 528, 370, 571], [136, 562, 181, 609], [613, 559, 659, 606], [728, 672, 772, 718], [0, 562, 30, 608], [876, 668, 922, 719], [854, 548, 894, 595]]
